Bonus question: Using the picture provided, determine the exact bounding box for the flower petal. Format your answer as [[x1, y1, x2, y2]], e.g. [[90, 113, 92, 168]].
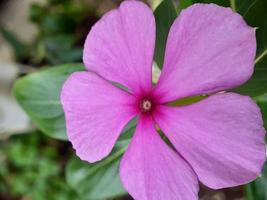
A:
[[154, 93, 266, 189], [154, 4, 256, 102], [83, 1, 155, 95], [120, 116, 199, 200], [61, 72, 137, 163]]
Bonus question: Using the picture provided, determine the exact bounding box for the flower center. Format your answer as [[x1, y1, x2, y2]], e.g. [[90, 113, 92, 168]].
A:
[[140, 99, 152, 112]]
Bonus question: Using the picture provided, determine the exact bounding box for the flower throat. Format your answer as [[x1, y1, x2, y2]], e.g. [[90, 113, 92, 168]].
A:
[[140, 99, 153, 113]]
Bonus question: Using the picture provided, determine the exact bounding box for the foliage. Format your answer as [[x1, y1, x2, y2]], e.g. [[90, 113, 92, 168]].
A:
[[0, 132, 78, 200], [1, 0, 98, 65], [13, 64, 84, 140], [232, 0, 267, 131], [66, 140, 129, 200], [154, 0, 177, 68], [245, 162, 267, 200]]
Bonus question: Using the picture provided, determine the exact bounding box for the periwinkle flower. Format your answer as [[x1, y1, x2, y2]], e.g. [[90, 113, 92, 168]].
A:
[[61, 1, 266, 199]]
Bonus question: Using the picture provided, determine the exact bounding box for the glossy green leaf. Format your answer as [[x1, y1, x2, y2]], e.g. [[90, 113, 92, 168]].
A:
[[232, 0, 267, 130], [178, 0, 194, 10], [13, 64, 84, 140], [66, 138, 131, 200], [255, 94, 267, 129], [234, 0, 254, 14], [245, 162, 267, 200], [117, 118, 136, 141], [234, 0, 267, 97], [168, 95, 207, 106], [192, 0, 230, 7], [154, 0, 177, 69]]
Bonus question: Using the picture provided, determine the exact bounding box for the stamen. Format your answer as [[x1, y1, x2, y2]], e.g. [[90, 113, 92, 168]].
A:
[[140, 99, 152, 112]]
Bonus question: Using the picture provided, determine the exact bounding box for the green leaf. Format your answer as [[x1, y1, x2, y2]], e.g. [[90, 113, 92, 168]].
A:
[[117, 118, 137, 141], [244, 0, 267, 64], [232, 2, 267, 197], [245, 162, 267, 200], [168, 95, 207, 106], [154, 0, 177, 69], [192, 0, 230, 7], [66, 139, 131, 200], [255, 94, 267, 129], [232, 0, 267, 128], [178, 0, 194, 10], [13, 64, 84, 140], [234, 0, 254, 14]]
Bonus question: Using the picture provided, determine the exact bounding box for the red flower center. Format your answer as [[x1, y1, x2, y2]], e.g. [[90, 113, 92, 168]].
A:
[[140, 99, 153, 113]]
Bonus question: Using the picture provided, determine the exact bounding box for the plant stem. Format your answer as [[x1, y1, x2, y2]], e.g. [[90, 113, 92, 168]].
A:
[[230, 0, 236, 12], [255, 49, 267, 64]]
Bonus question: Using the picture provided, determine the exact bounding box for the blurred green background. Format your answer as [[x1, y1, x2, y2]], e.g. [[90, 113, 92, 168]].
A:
[[0, 0, 266, 200]]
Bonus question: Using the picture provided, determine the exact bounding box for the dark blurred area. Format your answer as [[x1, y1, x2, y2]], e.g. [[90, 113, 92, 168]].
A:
[[1, 0, 102, 66]]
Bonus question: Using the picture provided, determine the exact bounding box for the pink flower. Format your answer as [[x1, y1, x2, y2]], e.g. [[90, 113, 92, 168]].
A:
[[61, 1, 266, 199]]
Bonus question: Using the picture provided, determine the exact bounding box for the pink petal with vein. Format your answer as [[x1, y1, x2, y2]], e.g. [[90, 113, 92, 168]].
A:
[[120, 116, 199, 200], [155, 4, 256, 102], [61, 72, 137, 162], [83, 1, 155, 95], [154, 93, 266, 189]]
